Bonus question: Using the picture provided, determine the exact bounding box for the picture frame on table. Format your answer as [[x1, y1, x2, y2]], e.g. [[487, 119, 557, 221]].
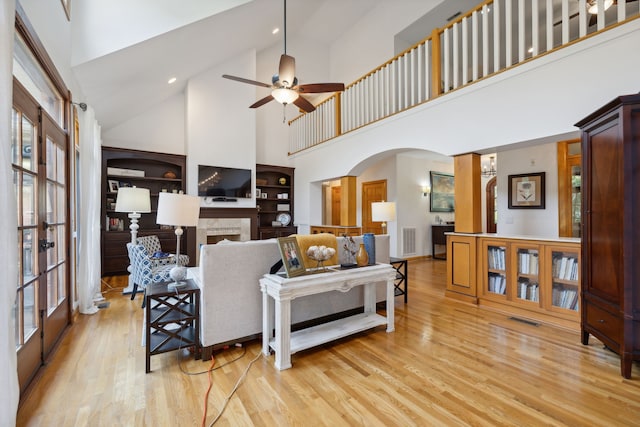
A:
[[508, 172, 546, 209], [108, 180, 120, 193], [430, 171, 455, 212], [277, 237, 306, 278]]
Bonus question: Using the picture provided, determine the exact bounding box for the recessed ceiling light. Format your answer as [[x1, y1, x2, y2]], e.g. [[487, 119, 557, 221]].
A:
[[272, 27, 280, 35], [168, 77, 177, 84]]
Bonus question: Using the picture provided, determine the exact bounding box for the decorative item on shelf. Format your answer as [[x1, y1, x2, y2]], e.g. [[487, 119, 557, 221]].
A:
[[163, 170, 177, 179], [156, 192, 200, 288], [371, 201, 396, 234], [306, 245, 336, 271], [341, 234, 357, 268], [356, 243, 369, 267], [262, 193, 268, 199], [256, 178, 268, 186], [276, 212, 291, 226], [279, 177, 287, 185], [363, 233, 376, 265]]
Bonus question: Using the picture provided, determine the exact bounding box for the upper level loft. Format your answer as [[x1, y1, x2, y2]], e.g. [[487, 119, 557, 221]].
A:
[[288, 0, 640, 155]]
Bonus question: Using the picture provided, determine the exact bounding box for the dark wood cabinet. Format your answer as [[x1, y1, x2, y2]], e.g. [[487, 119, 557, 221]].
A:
[[101, 147, 189, 275], [256, 164, 297, 239], [432, 224, 454, 260], [576, 94, 640, 378]]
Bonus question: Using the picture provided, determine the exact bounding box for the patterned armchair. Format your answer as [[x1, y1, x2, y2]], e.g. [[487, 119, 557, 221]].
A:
[[127, 235, 190, 305]]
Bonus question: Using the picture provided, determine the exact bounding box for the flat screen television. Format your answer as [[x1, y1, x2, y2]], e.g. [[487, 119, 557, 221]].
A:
[[198, 165, 252, 200]]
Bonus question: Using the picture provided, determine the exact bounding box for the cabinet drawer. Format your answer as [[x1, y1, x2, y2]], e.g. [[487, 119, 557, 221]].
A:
[[584, 302, 622, 345]]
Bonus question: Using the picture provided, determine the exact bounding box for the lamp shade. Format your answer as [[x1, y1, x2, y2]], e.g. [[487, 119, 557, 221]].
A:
[[115, 187, 151, 213], [156, 192, 200, 227], [371, 201, 396, 222]]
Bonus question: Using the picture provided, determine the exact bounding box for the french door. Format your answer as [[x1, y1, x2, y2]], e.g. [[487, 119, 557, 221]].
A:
[[12, 79, 70, 392]]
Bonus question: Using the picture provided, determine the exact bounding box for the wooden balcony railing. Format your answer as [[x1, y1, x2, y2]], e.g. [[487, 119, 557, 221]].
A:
[[289, 0, 640, 155]]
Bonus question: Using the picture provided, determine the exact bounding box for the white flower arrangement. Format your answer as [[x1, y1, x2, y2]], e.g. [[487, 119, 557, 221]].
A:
[[306, 245, 336, 262]]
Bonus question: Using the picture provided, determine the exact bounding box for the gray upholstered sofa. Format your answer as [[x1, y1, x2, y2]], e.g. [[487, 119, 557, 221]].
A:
[[188, 234, 390, 358]]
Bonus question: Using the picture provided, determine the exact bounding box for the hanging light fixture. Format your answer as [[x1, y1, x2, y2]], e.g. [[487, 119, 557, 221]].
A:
[[272, 87, 299, 104], [482, 156, 497, 178], [586, 0, 613, 14]]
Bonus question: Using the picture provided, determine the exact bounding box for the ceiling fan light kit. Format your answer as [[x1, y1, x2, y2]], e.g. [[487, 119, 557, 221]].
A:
[[272, 88, 299, 104], [222, 0, 344, 114]]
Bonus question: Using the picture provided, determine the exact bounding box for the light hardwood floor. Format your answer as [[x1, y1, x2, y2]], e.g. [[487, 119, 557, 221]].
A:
[[17, 259, 640, 426]]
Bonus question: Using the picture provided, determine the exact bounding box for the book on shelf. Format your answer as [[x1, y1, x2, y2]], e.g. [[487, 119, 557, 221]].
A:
[[552, 286, 579, 311], [488, 246, 506, 270], [552, 255, 579, 281], [518, 251, 539, 275]]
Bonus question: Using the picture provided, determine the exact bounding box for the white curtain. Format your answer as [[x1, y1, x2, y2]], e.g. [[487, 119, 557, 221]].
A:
[[1, 0, 20, 424], [77, 107, 102, 315]]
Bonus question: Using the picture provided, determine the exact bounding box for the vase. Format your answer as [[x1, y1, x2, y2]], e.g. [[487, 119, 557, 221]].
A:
[[363, 233, 375, 265], [356, 243, 369, 267]]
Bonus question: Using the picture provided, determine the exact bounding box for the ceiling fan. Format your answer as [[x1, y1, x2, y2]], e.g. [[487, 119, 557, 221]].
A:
[[222, 0, 345, 113]]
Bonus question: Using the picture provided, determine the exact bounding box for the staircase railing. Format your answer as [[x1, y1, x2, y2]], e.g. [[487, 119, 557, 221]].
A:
[[289, 0, 640, 155]]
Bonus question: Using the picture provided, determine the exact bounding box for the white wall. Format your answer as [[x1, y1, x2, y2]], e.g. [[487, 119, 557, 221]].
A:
[[328, 1, 442, 84], [71, 0, 250, 65], [394, 152, 454, 257], [186, 50, 257, 207], [497, 143, 559, 238], [102, 93, 185, 155]]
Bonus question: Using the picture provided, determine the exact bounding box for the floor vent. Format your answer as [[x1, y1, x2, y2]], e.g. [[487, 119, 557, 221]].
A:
[[402, 227, 417, 256], [509, 316, 539, 327]]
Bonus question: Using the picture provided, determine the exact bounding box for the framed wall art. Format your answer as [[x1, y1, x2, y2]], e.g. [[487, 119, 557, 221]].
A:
[[430, 171, 455, 212], [508, 172, 546, 209]]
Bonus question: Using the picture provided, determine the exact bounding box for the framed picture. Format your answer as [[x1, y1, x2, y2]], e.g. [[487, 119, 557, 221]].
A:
[[277, 237, 306, 277], [108, 180, 120, 193], [255, 188, 262, 198], [430, 171, 455, 212], [508, 172, 546, 209]]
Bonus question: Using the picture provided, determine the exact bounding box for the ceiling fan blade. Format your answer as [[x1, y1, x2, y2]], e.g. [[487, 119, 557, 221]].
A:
[[222, 74, 272, 88], [293, 95, 315, 113], [278, 54, 296, 87], [297, 83, 346, 93], [250, 95, 275, 109]]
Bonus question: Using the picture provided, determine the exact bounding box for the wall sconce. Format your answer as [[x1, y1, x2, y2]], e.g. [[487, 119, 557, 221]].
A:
[[422, 185, 431, 197]]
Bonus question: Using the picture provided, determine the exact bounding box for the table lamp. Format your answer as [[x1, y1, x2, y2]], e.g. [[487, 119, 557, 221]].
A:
[[156, 192, 200, 288], [371, 201, 396, 234]]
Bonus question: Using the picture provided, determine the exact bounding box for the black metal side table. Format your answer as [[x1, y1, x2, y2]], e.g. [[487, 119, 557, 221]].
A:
[[389, 257, 408, 303], [145, 279, 201, 373]]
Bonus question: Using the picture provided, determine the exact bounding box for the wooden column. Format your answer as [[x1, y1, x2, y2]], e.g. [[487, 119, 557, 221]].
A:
[[340, 176, 357, 226], [453, 153, 481, 233]]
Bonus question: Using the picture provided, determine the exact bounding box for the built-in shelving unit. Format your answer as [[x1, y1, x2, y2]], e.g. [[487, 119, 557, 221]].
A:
[[446, 234, 580, 330], [101, 146, 187, 276], [256, 164, 296, 239]]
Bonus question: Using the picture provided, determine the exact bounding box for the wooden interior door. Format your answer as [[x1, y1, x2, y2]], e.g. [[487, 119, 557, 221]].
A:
[[362, 180, 387, 234], [331, 186, 341, 225]]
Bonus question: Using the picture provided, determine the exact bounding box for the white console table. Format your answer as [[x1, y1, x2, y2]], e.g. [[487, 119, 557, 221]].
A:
[[260, 263, 397, 370]]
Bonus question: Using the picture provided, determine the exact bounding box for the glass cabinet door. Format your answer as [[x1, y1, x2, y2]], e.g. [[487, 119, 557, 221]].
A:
[[485, 243, 507, 296], [548, 249, 580, 313], [514, 246, 540, 304]]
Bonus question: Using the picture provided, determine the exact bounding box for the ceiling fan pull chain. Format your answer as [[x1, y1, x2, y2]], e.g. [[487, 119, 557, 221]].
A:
[[282, 104, 286, 123]]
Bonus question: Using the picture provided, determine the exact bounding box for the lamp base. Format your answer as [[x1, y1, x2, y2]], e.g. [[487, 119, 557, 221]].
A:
[[168, 265, 187, 289]]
